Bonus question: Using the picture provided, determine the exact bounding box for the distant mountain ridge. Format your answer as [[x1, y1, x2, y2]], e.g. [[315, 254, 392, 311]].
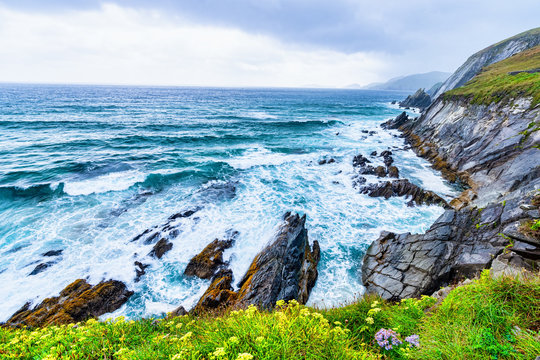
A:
[[358, 71, 451, 92], [433, 27, 540, 99]]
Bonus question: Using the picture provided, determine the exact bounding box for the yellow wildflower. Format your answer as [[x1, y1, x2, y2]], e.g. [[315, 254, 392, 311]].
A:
[[365, 317, 374, 324], [236, 353, 254, 360]]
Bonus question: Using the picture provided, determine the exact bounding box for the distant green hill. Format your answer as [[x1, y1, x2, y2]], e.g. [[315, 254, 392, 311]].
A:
[[358, 71, 451, 92]]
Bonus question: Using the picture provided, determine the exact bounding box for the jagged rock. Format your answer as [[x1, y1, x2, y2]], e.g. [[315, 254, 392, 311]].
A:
[[184, 232, 237, 280], [134, 261, 149, 282], [352, 154, 371, 168], [4, 279, 133, 327], [365, 31, 540, 301], [399, 88, 432, 110], [358, 179, 449, 208], [149, 239, 173, 259], [193, 213, 320, 313], [380, 151, 394, 167], [362, 195, 540, 300], [388, 166, 399, 178], [381, 112, 411, 130], [370, 151, 378, 156], [192, 270, 238, 313]]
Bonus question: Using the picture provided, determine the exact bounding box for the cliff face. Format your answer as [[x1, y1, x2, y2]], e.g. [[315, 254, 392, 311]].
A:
[[433, 27, 540, 99], [405, 97, 539, 205], [362, 96, 540, 300]]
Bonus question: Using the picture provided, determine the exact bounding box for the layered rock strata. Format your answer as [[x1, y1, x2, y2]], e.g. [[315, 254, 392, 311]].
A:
[[192, 212, 320, 313], [363, 97, 540, 300]]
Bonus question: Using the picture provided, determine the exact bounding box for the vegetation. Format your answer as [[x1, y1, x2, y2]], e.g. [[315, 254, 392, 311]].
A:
[[1, 271, 539, 359], [444, 45, 540, 107]]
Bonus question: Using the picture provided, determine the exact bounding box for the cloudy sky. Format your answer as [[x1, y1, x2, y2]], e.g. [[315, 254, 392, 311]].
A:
[[0, 0, 538, 87]]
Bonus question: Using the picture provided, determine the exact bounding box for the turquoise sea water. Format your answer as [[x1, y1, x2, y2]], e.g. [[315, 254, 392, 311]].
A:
[[0, 84, 455, 320]]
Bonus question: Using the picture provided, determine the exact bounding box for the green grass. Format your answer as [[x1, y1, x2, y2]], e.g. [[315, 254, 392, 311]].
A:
[[1, 272, 539, 359], [444, 45, 540, 107]]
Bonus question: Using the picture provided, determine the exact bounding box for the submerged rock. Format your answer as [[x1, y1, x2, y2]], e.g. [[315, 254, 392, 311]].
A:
[[28, 262, 55, 276], [193, 212, 320, 313], [4, 279, 133, 327]]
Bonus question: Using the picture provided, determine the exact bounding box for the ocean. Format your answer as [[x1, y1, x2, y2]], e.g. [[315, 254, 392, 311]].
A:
[[0, 84, 455, 320]]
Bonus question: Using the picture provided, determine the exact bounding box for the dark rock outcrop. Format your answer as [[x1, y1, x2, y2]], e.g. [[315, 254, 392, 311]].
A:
[[4, 279, 133, 327], [29, 262, 55, 276], [193, 212, 320, 313], [359, 179, 449, 208], [399, 88, 431, 111], [362, 197, 539, 300], [381, 112, 410, 130], [149, 239, 173, 259], [184, 232, 237, 280]]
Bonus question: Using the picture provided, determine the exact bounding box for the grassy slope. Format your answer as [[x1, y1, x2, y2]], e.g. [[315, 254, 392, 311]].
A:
[[1, 272, 539, 360], [444, 45, 540, 107]]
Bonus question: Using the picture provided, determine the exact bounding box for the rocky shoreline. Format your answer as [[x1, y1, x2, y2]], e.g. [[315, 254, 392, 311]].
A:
[[361, 96, 540, 300]]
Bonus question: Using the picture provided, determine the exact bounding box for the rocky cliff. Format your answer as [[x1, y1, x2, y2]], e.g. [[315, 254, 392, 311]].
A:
[[363, 92, 540, 299], [433, 27, 540, 99]]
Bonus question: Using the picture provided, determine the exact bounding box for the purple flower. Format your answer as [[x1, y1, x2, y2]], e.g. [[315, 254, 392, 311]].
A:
[[405, 334, 420, 348], [374, 328, 402, 351]]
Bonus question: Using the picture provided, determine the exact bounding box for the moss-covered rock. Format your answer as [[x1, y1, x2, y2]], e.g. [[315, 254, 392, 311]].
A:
[[4, 279, 133, 327]]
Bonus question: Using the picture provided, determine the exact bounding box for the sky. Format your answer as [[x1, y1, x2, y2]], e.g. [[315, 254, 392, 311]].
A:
[[0, 0, 538, 88]]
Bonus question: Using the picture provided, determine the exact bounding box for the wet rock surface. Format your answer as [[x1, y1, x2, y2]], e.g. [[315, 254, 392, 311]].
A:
[[358, 179, 449, 208], [4, 279, 133, 327], [192, 212, 320, 313], [363, 96, 540, 300], [184, 231, 238, 280]]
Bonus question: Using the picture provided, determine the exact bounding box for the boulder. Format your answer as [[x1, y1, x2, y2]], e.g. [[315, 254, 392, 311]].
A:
[[4, 279, 133, 327], [184, 232, 237, 280], [374, 166, 387, 178], [388, 166, 400, 178], [149, 238, 173, 259]]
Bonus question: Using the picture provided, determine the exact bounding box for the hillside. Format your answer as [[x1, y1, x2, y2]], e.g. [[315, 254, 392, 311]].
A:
[[433, 27, 540, 99], [1, 273, 539, 359], [360, 71, 450, 91], [444, 45, 540, 106]]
